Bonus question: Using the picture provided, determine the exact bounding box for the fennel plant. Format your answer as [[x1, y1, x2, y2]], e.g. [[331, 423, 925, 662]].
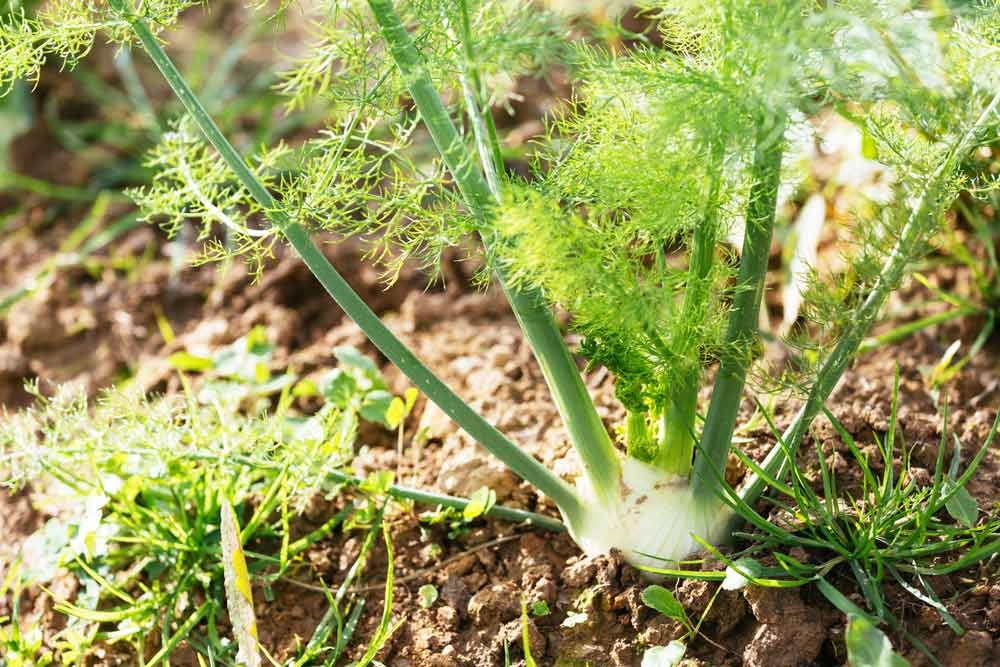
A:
[[4, 0, 1000, 570]]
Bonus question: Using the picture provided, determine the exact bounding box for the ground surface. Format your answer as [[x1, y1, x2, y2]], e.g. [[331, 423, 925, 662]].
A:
[[2, 25, 1000, 667]]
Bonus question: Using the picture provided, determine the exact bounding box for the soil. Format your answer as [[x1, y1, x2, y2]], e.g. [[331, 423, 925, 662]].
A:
[[3, 22, 1000, 667]]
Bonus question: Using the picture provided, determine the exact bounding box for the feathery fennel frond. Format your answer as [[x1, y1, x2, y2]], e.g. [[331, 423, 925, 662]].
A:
[[277, 0, 566, 117], [128, 121, 286, 278], [277, 118, 476, 283], [0, 0, 196, 93], [1, 2, 120, 92], [783, 2, 1000, 373], [131, 116, 477, 283], [491, 0, 1000, 453]]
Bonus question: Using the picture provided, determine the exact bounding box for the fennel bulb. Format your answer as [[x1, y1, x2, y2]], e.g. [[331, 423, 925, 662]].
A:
[[570, 457, 734, 570]]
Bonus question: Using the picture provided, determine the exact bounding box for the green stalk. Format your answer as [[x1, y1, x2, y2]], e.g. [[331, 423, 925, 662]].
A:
[[654, 146, 726, 475], [693, 115, 786, 500], [189, 451, 565, 532], [740, 89, 1000, 506], [655, 378, 698, 474], [110, 0, 583, 523], [367, 0, 621, 506], [858, 305, 977, 354]]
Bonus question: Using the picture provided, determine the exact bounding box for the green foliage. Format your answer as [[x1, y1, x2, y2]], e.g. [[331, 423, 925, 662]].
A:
[[15, 0, 997, 488], [129, 120, 286, 277], [417, 583, 438, 608], [420, 484, 497, 537], [519, 595, 537, 667], [693, 377, 1000, 663], [130, 113, 474, 282], [4, 7, 1000, 658], [529, 599, 550, 617], [846, 615, 909, 667], [0, 0, 196, 94], [277, 0, 566, 115], [640, 585, 688, 628], [494, 0, 1000, 451], [0, 341, 407, 662], [0, 567, 51, 667]]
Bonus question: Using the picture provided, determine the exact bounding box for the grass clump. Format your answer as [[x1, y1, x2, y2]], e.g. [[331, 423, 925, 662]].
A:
[[642, 375, 1000, 664], [0, 338, 435, 663]]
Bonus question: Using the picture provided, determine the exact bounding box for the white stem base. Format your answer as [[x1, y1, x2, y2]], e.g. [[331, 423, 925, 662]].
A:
[[570, 457, 733, 570]]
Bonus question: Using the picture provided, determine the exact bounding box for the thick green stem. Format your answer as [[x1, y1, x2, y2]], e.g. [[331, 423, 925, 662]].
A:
[[112, 0, 583, 523], [654, 373, 698, 474], [367, 0, 621, 506], [693, 115, 786, 501], [740, 89, 1000, 506], [655, 147, 726, 475]]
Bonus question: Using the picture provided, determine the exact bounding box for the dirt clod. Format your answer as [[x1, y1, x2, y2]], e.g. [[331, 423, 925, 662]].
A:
[[742, 586, 827, 667]]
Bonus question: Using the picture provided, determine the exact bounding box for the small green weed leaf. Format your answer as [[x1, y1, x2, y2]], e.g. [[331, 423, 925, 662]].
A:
[[928, 339, 962, 388], [463, 486, 496, 520], [320, 369, 359, 408], [386, 397, 407, 429], [943, 437, 979, 527], [860, 129, 878, 160], [250, 373, 294, 396], [530, 600, 550, 617], [404, 387, 419, 412], [386, 388, 419, 428], [641, 641, 686, 667], [361, 390, 395, 427], [154, 309, 176, 344], [722, 557, 763, 591], [220, 500, 261, 667], [361, 470, 395, 495], [19, 519, 70, 583], [520, 596, 537, 667], [942, 481, 978, 527], [253, 361, 270, 384], [245, 326, 271, 355], [292, 378, 318, 397], [418, 584, 438, 608], [167, 352, 214, 372], [845, 615, 908, 667], [640, 585, 687, 624], [334, 346, 383, 386]]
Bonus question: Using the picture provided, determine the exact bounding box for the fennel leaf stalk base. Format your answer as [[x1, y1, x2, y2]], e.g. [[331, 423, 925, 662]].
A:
[[694, 115, 787, 503]]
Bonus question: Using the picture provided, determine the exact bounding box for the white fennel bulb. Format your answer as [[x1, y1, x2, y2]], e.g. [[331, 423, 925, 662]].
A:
[[570, 457, 734, 570]]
